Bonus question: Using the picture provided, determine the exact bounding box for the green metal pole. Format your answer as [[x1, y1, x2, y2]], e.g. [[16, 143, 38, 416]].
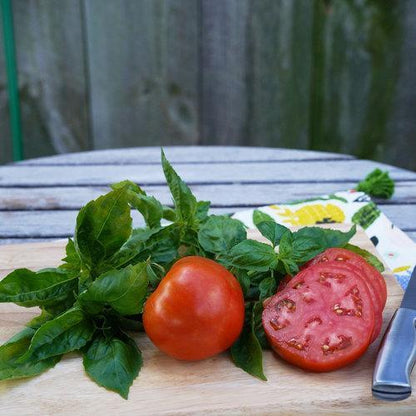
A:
[[1, 0, 23, 161]]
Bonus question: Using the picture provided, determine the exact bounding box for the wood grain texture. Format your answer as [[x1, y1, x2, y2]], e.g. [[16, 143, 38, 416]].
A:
[[16, 146, 354, 165], [200, 0, 313, 148], [84, 0, 199, 149], [310, 0, 416, 171], [0, 204, 415, 240], [1, 2, 415, 170], [11, 0, 90, 157], [200, 0, 250, 144], [245, 0, 313, 148], [0, 22, 13, 164], [385, 0, 416, 172], [0, 229, 415, 415], [1, 160, 414, 187], [1, 181, 416, 210]]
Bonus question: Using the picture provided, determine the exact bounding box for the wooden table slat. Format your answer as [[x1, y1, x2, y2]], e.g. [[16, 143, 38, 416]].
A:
[[0, 181, 415, 210], [2, 160, 415, 187], [1, 147, 415, 245], [0, 205, 414, 241], [16, 146, 354, 165]]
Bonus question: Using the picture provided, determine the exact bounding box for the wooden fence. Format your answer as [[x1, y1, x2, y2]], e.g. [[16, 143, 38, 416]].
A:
[[1, 0, 415, 170]]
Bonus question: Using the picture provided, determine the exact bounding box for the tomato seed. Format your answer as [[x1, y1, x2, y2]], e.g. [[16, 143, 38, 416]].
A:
[[276, 299, 296, 312], [304, 316, 322, 328], [270, 318, 288, 331], [287, 338, 306, 351]]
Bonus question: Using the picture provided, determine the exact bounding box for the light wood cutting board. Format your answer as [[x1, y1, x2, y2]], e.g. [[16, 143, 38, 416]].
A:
[[0, 227, 415, 416]]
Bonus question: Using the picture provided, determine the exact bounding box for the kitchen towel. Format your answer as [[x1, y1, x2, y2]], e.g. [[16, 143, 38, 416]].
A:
[[232, 190, 416, 290]]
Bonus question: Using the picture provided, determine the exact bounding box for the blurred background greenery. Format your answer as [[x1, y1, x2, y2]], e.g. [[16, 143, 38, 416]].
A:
[[1, 0, 415, 170]]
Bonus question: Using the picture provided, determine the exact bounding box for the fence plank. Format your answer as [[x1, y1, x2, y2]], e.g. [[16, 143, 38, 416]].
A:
[[0, 21, 12, 164], [201, 0, 313, 148], [9, 0, 90, 158], [84, 0, 199, 149], [200, 0, 250, 144], [385, 0, 416, 172], [310, 0, 416, 171], [245, 0, 314, 148]]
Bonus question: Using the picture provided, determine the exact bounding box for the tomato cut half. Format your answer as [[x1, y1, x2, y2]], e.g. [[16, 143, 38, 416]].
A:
[[291, 261, 382, 343], [307, 247, 387, 309], [263, 262, 375, 372]]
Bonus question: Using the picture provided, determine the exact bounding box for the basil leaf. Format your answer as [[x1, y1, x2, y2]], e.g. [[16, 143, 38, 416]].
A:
[[253, 210, 290, 247], [198, 215, 247, 254], [252, 301, 269, 349], [291, 225, 356, 262], [161, 150, 197, 222], [231, 302, 267, 381], [162, 206, 176, 222], [75, 186, 132, 270], [113, 225, 179, 268], [41, 292, 77, 316], [196, 200, 211, 222], [59, 238, 81, 276], [129, 193, 164, 229], [112, 227, 162, 268], [277, 226, 356, 275], [0, 268, 77, 307], [234, 269, 251, 297], [0, 327, 60, 380], [115, 315, 143, 332], [344, 243, 385, 272], [111, 180, 145, 195], [20, 307, 95, 362], [78, 263, 148, 316], [140, 225, 179, 264], [83, 332, 142, 399], [258, 276, 277, 301], [146, 263, 163, 287], [227, 240, 278, 272], [26, 310, 55, 330], [252, 210, 275, 224]]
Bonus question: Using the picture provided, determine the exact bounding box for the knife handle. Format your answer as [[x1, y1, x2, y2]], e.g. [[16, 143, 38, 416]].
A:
[[372, 308, 416, 401]]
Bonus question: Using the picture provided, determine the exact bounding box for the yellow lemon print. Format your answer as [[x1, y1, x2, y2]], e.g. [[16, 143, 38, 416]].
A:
[[269, 204, 346, 226], [393, 265, 411, 273]]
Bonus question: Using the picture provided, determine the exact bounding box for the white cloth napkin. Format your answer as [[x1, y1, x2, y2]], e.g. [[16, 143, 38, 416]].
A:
[[232, 190, 416, 290]]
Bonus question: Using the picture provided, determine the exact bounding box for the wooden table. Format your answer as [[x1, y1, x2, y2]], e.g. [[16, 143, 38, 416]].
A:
[[0, 146, 415, 244], [1, 146, 416, 415]]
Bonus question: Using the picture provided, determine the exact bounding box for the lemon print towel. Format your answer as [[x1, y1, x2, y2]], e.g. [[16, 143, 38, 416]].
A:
[[232, 190, 416, 290]]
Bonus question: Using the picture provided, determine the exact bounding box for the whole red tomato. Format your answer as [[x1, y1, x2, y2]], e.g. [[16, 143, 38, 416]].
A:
[[143, 256, 245, 360]]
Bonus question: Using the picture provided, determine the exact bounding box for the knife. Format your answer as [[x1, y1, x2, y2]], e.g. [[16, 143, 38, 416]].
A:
[[372, 265, 416, 401]]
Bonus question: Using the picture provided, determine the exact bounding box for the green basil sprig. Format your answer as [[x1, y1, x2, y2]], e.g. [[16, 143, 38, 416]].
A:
[[0, 150, 362, 397]]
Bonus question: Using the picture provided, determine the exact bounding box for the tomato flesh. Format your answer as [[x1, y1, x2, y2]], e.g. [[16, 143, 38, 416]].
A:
[[294, 262, 382, 343], [143, 256, 245, 361], [263, 262, 375, 372], [308, 247, 387, 309]]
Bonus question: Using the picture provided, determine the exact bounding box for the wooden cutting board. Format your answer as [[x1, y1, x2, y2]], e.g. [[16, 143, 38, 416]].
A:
[[0, 227, 415, 416]]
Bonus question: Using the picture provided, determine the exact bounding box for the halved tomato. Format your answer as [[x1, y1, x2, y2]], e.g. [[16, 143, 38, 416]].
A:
[[292, 261, 382, 343], [262, 262, 375, 372], [307, 247, 387, 309]]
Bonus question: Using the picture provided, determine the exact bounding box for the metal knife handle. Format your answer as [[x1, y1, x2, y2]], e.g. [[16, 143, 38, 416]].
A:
[[372, 308, 416, 401]]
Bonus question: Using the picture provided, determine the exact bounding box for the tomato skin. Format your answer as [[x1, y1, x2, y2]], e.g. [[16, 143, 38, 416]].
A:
[[143, 256, 245, 361]]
